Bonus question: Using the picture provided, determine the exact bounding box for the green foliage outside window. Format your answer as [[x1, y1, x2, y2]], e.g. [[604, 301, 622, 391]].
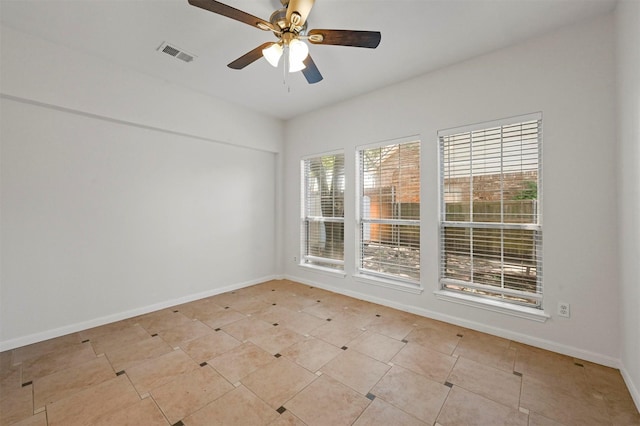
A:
[[512, 181, 538, 200]]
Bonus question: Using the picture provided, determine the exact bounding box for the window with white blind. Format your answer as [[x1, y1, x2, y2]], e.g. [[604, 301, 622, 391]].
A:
[[301, 152, 345, 271], [439, 114, 542, 308], [357, 139, 420, 286]]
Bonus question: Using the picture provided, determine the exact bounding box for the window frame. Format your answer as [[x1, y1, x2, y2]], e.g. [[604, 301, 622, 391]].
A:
[[300, 150, 346, 274], [355, 136, 422, 291], [436, 113, 546, 319]]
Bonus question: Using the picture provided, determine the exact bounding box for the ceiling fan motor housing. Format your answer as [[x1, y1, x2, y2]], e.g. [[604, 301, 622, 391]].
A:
[[270, 8, 307, 35], [270, 8, 288, 31]]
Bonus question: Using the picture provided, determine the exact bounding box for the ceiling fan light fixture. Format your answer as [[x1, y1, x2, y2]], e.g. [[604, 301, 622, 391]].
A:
[[262, 43, 283, 67], [289, 58, 306, 72], [288, 38, 309, 64]]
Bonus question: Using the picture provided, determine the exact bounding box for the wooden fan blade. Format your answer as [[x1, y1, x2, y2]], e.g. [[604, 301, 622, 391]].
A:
[[188, 0, 275, 31], [302, 55, 323, 84], [308, 29, 381, 48], [227, 42, 274, 69], [286, 0, 315, 27]]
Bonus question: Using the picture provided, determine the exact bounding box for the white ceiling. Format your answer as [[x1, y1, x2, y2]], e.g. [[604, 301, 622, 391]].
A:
[[0, 0, 617, 120]]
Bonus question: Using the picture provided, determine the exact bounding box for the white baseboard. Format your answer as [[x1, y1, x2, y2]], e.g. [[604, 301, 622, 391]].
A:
[[620, 366, 640, 412], [285, 273, 622, 369], [0, 275, 278, 351]]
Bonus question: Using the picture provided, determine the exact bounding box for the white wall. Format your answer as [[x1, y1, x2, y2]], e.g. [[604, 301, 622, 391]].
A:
[[0, 25, 283, 154], [284, 14, 619, 366], [616, 0, 640, 408], [0, 26, 284, 350]]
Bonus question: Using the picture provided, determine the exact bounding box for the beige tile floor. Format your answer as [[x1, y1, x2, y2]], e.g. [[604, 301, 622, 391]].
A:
[[1, 279, 638, 426]]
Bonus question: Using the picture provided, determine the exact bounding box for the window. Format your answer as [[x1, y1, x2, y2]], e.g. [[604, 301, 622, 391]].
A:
[[357, 139, 420, 285], [301, 152, 345, 271], [439, 114, 542, 308]]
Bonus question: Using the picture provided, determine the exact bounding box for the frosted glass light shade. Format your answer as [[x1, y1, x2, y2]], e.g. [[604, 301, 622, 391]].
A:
[[262, 43, 283, 67], [289, 39, 309, 64], [289, 59, 306, 72]]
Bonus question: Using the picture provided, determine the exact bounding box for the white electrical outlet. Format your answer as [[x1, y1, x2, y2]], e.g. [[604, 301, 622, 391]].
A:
[[558, 302, 570, 318], [293, 256, 297, 263]]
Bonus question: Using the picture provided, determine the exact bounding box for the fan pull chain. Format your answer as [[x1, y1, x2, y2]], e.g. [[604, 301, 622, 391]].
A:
[[283, 53, 287, 87], [282, 45, 286, 85], [283, 45, 291, 92]]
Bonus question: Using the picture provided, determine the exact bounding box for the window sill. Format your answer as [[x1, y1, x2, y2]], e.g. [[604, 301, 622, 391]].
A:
[[354, 274, 424, 294], [434, 289, 549, 322], [299, 263, 347, 278]]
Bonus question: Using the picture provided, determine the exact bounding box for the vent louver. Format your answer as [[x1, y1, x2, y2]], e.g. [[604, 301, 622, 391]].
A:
[[162, 45, 180, 57], [176, 52, 194, 62], [157, 42, 195, 63]]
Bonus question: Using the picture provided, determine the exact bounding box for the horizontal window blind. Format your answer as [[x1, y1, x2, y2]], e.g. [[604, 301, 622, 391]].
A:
[[439, 117, 542, 307], [358, 140, 420, 284], [301, 153, 345, 270]]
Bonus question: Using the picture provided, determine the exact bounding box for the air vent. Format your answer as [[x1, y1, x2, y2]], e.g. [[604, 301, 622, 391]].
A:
[[157, 42, 196, 63], [162, 45, 180, 57]]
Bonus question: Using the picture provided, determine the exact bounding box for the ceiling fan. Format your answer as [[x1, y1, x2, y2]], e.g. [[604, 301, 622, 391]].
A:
[[187, 0, 382, 84]]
